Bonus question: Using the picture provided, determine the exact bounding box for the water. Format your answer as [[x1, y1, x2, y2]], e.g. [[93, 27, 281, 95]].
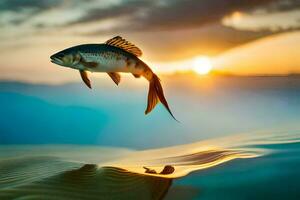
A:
[[0, 75, 300, 199], [1, 75, 300, 148], [0, 131, 299, 199], [173, 142, 300, 200]]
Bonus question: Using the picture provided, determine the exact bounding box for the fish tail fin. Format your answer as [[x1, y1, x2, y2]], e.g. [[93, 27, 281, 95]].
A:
[[145, 73, 178, 121]]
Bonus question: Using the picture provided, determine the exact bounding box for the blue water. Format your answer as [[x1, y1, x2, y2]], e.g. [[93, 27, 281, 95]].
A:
[[1, 75, 300, 148], [171, 142, 300, 199], [0, 75, 300, 199]]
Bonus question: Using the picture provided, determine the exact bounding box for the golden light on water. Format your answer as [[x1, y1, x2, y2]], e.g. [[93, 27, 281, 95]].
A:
[[193, 57, 213, 75]]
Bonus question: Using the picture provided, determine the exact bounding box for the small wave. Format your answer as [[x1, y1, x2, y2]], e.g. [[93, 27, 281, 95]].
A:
[[0, 130, 299, 199], [106, 130, 300, 178], [0, 158, 172, 200]]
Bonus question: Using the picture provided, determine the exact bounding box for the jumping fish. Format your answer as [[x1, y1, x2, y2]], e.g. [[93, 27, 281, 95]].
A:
[[50, 36, 177, 120]]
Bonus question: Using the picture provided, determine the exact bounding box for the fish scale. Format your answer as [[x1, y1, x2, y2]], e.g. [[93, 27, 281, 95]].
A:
[[82, 52, 128, 72]]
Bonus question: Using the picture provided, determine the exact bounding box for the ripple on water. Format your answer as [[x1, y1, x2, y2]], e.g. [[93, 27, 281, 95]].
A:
[[0, 130, 299, 199]]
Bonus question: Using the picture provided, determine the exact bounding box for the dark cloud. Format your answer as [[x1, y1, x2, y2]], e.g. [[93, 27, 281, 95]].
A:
[[261, 0, 300, 12], [123, 24, 275, 61], [130, 0, 277, 30], [2, 0, 299, 31], [0, 0, 63, 26], [0, 0, 61, 12], [67, 0, 153, 25], [68, 0, 278, 31]]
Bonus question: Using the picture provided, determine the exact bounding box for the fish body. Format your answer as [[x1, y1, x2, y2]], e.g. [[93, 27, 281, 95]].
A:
[[50, 36, 176, 120], [53, 44, 151, 77]]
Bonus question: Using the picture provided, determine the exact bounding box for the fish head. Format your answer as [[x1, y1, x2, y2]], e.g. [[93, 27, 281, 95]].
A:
[[50, 47, 82, 69]]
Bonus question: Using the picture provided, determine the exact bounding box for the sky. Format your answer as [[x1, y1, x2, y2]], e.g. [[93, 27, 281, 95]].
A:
[[0, 0, 299, 83]]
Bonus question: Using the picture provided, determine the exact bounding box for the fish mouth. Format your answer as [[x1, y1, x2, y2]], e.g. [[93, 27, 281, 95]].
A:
[[50, 57, 64, 66]]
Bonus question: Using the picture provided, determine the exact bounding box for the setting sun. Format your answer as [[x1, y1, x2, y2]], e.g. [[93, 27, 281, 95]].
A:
[[193, 57, 213, 75]]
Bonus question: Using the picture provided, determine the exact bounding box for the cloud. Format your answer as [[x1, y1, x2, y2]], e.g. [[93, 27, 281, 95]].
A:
[[223, 10, 300, 32], [0, 0, 63, 28], [126, 24, 274, 61], [63, 0, 300, 40], [0, 0, 61, 12], [67, 0, 279, 31], [259, 0, 300, 12], [2, 0, 299, 34], [66, 0, 153, 26], [1, 0, 299, 31], [0, 0, 299, 61]]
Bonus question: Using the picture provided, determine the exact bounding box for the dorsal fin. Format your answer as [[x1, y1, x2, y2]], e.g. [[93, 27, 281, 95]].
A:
[[105, 36, 142, 57]]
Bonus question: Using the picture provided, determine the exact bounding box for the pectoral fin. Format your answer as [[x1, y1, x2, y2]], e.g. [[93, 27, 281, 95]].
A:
[[132, 73, 141, 78], [107, 72, 121, 85], [79, 70, 92, 89]]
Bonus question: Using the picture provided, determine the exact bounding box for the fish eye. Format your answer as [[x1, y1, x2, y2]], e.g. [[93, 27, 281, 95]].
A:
[[57, 53, 64, 58]]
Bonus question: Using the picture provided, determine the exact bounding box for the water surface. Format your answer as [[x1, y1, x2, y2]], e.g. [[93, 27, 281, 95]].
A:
[[1, 131, 299, 199]]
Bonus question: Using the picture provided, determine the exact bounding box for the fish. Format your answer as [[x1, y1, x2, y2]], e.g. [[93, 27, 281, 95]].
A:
[[50, 36, 177, 120]]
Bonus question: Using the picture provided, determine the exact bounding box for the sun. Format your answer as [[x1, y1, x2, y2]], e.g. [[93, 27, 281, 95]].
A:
[[193, 57, 213, 75]]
